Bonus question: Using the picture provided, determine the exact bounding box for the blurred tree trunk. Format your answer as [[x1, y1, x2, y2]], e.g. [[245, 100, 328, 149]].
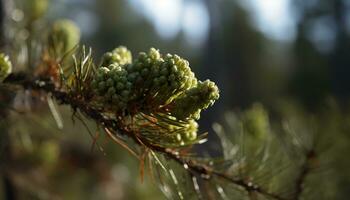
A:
[[331, 0, 350, 101], [199, 0, 225, 155], [291, 0, 350, 107], [199, 0, 268, 154]]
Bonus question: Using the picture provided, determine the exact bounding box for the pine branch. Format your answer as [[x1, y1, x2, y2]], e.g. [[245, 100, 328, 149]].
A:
[[292, 149, 317, 200], [4, 72, 288, 200]]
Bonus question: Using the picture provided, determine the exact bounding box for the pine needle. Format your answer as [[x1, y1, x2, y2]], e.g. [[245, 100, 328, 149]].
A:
[[104, 127, 139, 159]]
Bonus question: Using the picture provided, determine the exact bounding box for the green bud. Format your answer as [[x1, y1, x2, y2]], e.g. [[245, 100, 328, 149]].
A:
[[176, 134, 182, 142], [185, 131, 197, 141], [107, 87, 115, 94], [138, 52, 147, 61], [121, 90, 130, 98], [97, 68, 109, 81], [108, 63, 120, 70], [127, 73, 137, 81], [112, 94, 119, 103], [141, 68, 149, 76], [120, 76, 128, 83], [101, 53, 113, 66], [0, 54, 12, 82], [106, 78, 114, 87], [134, 62, 143, 70], [101, 46, 132, 66], [24, 0, 49, 21], [98, 81, 106, 91], [171, 65, 177, 73], [126, 82, 132, 89], [171, 80, 219, 120], [116, 82, 124, 90], [158, 76, 167, 84], [183, 120, 198, 142], [149, 48, 161, 60], [169, 74, 176, 81], [170, 81, 179, 89], [242, 103, 269, 139], [151, 68, 159, 77], [160, 67, 168, 76], [48, 19, 81, 55], [153, 78, 160, 86], [145, 58, 152, 66], [125, 64, 133, 72]]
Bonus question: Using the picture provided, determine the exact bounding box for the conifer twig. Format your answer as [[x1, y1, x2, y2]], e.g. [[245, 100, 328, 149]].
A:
[[4, 72, 289, 200]]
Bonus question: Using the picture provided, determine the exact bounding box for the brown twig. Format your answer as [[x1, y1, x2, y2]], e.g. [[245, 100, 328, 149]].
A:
[[4, 72, 288, 200]]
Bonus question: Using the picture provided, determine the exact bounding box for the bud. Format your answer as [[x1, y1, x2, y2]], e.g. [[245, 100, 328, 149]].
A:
[[127, 48, 198, 107], [0, 53, 12, 82], [24, 0, 49, 21], [100, 46, 132, 67], [171, 80, 219, 120], [182, 120, 198, 142], [163, 53, 197, 92], [92, 63, 132, 111], [242, 103, 269, 139], [164, 120, 198, 145], [138, 116, 199, 147], [48, 19, 81, 56]]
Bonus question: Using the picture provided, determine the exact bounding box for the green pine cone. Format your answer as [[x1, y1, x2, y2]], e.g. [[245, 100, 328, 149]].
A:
[[48, 19, 81, 55], [92, 47, 219, 122], [0, 53, 12, 82], [170, 80, 219, 120], [90, 47, 220, 148], [24, 0, 49, 21]]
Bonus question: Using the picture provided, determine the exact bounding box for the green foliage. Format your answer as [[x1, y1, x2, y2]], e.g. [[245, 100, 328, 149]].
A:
[[135, 102, 334, 200]]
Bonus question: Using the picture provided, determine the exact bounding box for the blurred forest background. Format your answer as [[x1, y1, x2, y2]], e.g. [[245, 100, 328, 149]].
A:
[[1, 0, 350, 199]]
